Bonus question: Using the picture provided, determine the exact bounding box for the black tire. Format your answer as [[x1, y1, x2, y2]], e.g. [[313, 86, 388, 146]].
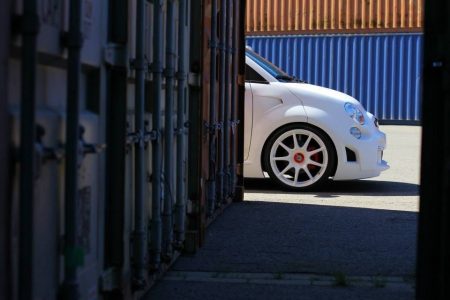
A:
[[263, 124, 336, 191]]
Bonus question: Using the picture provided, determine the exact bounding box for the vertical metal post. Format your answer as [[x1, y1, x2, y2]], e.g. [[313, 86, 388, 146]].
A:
[[63, 0, 83, 299], [224, 0, 232, 200], [163, 0, 176, 260], [0, 0, 11, 298], [104, 0, 129, 297], [417, 1, 450, 299], [133, 0, 147, 288], [235, 0, 246, 201], [175, 0, 188, 246], [230, 0, 238, 196], [217, 0, 227, 205], [150, 0, 164, 269], [207, 0, 218, 216], [18, 1, 39, 299]]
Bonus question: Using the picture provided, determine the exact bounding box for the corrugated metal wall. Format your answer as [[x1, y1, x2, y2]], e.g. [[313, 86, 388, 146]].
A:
[[246, 0, 424, 34], [3, 0, 245, 299], [247, 33, 423, 122]]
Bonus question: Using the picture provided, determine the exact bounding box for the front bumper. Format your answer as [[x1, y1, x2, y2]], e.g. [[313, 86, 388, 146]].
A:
[[333, 127, 390, 181]]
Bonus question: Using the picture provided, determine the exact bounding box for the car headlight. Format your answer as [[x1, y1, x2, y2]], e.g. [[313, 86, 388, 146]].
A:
[[344, 103, 365, 125]]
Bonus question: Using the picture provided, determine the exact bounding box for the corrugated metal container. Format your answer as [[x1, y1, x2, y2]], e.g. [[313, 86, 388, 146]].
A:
[[4, 0, 245, 298], [246, 0, 424, 34], [247, 33, 423, 122]]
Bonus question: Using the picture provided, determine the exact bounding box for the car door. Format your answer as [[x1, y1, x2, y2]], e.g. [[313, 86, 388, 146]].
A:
[[245, 62, 271, 161], [245, 63, 282, 160]]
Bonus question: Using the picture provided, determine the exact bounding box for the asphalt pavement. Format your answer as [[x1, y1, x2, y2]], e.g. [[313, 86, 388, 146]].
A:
[[146, 125, 420, 300]]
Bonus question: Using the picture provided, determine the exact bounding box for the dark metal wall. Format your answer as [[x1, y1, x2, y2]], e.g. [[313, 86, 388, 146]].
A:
[[186, 0, 245, 248], [417, 1, 450, 299], [2, 0, 245, 299], [0, 0, 11, 299]]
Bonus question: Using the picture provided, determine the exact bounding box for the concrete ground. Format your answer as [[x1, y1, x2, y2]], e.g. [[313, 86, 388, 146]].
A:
[[146, 125, 421, 300]]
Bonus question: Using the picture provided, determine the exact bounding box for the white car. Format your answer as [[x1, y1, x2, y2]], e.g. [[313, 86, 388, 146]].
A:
[[244, 48, 389, 190]]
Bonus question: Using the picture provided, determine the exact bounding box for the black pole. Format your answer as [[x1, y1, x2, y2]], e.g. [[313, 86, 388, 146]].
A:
[[224, 0, 232, 200], [217, 0, 227, 205], [230, 0, 238, 196], [0, 0, 11, 298], [19, 0, 39, 299], [150, 0, 164, 269], [132, 0, 147, 288], [417, 1, 450, 299], [207, 0, 218, 216], [62, 0, 83, 299], [174, 0, 188, 245], [163, 0, 177, 259]]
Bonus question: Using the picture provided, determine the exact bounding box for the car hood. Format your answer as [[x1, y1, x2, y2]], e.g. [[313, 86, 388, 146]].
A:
[[282, 82, 361, 107]]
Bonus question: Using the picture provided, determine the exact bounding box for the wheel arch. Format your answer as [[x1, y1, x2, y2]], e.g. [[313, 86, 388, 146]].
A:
[[260, 122, 338, 177]]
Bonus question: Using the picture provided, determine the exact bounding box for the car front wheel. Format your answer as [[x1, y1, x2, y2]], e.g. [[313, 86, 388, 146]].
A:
[[264, 124, 336, 190]]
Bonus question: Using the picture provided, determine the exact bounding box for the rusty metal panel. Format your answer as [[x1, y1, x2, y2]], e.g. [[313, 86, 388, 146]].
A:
[[246, 0, 424, 35]]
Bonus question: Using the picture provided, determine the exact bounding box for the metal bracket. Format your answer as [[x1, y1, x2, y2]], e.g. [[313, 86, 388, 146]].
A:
[[104, 44, 128, 67], [208, 39, 218, 50], [35, 125, 65, 162], [188, 72, 201, 87], [79, 126, 107, 157], [230, 119, 240, 135], [126, 129, 159, 148], [34, 124, 65, 178], [174, 121, 190, 135], [216, 42, 225, 51], [204, 121, 223, 135]]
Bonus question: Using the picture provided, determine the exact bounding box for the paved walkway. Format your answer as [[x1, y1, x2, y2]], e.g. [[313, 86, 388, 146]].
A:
[[146, 126, 420, 300]]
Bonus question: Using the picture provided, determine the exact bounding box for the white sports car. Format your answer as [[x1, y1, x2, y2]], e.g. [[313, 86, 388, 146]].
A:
[[244, 48, 389, 190]]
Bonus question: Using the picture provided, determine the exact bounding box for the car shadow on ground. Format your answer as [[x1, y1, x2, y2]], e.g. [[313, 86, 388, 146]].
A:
[[244, 178, 419, 197]]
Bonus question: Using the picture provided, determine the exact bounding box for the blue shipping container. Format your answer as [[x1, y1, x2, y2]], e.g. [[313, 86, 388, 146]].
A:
[[246, 34, 423, 123]]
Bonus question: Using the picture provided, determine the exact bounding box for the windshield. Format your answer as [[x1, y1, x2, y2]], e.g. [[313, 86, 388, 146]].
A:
[[245, 48, 299, 83]]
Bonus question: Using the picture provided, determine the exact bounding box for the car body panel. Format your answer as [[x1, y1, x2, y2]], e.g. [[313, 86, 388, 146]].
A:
[[244, 50, 389, 182]]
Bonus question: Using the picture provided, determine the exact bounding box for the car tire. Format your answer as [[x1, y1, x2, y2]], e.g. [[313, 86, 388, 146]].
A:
[[263, 124, 336, 191]]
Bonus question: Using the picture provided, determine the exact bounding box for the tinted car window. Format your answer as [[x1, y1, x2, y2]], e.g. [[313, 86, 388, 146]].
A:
[[245, 64, 268, 83]]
